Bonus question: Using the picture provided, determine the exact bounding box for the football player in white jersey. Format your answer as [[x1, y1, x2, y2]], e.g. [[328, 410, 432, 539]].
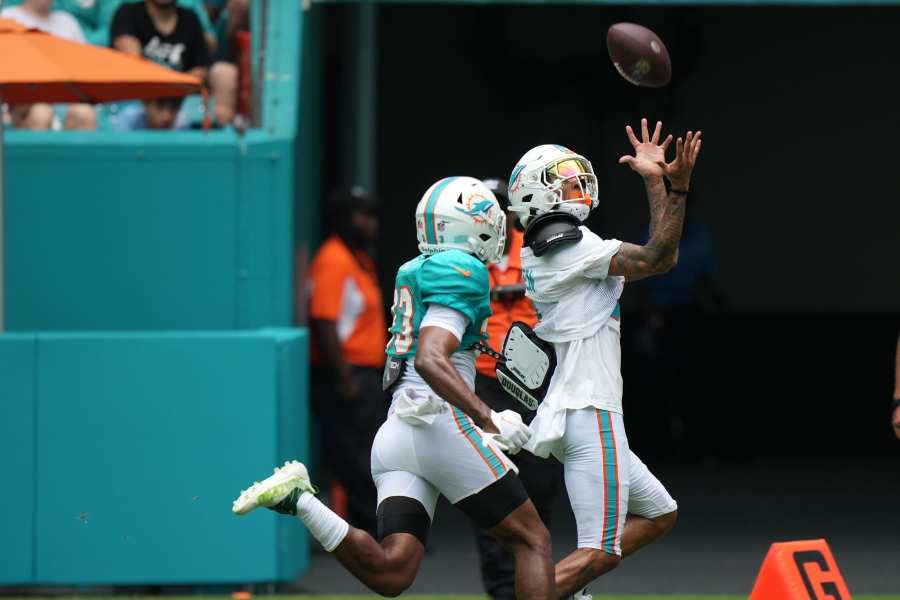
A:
[[508, 119, 702, 598]]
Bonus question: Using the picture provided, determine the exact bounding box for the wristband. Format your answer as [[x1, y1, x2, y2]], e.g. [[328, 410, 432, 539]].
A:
[[670, 188, 689, 196]]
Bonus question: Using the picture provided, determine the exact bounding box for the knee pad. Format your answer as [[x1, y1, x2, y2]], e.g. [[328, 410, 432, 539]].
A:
[[455, 471, 529, 530], [377, 496, 431, 547]]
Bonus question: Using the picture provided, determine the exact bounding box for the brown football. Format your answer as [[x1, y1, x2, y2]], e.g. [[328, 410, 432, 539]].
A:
[[606, 22, 672, 88]]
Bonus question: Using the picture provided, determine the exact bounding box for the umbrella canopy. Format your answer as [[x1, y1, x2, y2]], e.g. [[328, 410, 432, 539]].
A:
[[0, 17, 201, 104]]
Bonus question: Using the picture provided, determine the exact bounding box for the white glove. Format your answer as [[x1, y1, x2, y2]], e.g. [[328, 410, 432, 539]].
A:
[[484, 410, 531, 455]]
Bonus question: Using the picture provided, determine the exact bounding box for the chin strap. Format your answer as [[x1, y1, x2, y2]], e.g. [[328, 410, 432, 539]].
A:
[[523, 211, 583, 257]]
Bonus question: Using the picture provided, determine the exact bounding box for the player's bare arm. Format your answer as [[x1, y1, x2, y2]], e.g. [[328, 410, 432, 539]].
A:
[[415, 325, 499, 434], [610, 118, 702, 279]]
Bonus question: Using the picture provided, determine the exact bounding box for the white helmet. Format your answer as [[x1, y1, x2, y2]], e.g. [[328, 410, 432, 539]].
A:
[[416, 176, 507, 264], [508, 144, 598, 227]]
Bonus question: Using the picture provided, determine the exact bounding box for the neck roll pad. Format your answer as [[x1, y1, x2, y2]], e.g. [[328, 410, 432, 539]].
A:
[[523, 211, 583, 257]]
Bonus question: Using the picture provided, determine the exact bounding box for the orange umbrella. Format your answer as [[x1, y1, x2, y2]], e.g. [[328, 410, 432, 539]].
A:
[[0, 17, 201, 103], [0, 17, 203, 330]]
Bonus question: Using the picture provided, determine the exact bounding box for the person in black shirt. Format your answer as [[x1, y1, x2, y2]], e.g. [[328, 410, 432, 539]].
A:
[[111, 0, 210, 77], [111, 0, 239, 125]]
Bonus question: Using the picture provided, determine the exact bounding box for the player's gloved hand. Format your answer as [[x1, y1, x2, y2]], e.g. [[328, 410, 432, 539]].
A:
[[484, 410, 531, 455]]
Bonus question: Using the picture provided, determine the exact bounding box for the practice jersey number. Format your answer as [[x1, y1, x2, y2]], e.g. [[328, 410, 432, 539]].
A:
[[388, 286, 415, 354]]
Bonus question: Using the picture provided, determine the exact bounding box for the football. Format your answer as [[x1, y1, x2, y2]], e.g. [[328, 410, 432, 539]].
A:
[[606, 22, 672, 87]]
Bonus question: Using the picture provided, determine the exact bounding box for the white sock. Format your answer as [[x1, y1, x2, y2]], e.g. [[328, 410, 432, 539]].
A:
[[295, 492, 350, 552]]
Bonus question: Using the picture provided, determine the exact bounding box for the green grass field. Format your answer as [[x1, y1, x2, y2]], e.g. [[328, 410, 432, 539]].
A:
[[226, 597, 900, 600], [4, 594, 900, 600]]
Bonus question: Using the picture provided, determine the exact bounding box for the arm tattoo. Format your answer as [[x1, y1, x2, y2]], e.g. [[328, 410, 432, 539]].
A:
[[645, 176, 668, 238], [610, 181, 687, 278]]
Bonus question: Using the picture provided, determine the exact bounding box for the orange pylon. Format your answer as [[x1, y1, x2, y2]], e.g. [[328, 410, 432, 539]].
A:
[[749, 539, 851, 600]]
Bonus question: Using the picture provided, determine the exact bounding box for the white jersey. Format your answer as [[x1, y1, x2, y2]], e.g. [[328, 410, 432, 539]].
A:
[[522, 227, 623, 342], [519, 227, 677, 552], [521, 227, 625, 454]]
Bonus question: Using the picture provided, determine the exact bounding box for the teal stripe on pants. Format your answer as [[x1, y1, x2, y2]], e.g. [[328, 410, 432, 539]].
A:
[[599, 410, 619, 554], [452, 406, 505, 477]]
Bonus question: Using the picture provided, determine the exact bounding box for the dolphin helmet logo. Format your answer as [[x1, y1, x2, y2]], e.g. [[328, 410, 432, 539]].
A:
[[509, 164, 526, 191], [456, 199, 494, 218]]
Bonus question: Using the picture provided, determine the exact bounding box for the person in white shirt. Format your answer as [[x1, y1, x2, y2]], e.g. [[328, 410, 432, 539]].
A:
[[3, 0, 85, 41], [2, 0, 96, 130], [507, 119, 702, 598]]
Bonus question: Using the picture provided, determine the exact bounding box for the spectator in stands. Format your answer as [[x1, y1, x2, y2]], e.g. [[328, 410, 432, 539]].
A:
[[52, 0, 105, 46], [471, 178, 562, 600], [1, 0, 96, 130], [306, 187, 386, 536], [110, 0, 238, 126], [114, 96, 187, 130], [202, 0, 248, 62], [57, 0, 215, 49]]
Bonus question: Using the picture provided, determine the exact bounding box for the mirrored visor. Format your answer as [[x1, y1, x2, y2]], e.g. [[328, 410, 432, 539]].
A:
[[543, 158, 598, 205], [544, 158, 594, 184]]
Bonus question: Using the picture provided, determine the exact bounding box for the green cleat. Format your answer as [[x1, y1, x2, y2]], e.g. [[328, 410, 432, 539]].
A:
[[232, 460, 317, 516]]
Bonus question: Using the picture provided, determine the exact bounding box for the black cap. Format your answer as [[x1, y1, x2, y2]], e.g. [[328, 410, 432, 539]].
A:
[[328, 186, 378, 214], [482, 178, 509, 211], [326, 186, 378, 230]]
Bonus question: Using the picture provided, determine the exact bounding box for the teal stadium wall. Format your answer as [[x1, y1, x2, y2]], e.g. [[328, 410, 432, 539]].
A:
[[0, 0, 315, 585], [5, 0, 308, 331], [0, 330, 309, 585], [5, 131, 293, 330]]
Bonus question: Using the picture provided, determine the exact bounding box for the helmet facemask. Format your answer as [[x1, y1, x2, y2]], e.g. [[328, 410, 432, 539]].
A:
[[543, 157, 598, 222], [483, 209, 507, 264]]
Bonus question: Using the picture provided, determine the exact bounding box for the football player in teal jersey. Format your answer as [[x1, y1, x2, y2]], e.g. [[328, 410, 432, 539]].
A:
[[233, 177, 555, 599]]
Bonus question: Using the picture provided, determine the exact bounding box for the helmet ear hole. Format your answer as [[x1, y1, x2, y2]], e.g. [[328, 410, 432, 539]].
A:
[[479, 233, 492, 242], [522, 194, 533, 203], [457, 193, 464, 204]]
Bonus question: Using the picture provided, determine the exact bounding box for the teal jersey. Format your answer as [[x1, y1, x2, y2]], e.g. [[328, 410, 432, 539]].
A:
[[386, 250, 491, 359]]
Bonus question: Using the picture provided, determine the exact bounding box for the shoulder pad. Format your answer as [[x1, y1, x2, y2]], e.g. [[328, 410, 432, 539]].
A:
[[523, 212, 583, 257]]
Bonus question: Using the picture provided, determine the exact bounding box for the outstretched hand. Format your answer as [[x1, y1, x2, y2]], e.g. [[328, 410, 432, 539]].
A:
[[619, 118, 672, 179], [660, 129, 702, 189], [619, 118, 703, 189]]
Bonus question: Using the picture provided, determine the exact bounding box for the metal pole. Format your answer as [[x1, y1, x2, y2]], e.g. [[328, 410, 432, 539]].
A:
[[0, 88, 6, 332], [251, 0, 267, 129], [354, 3, 377, 191], [1, 0, 6, 330], [340, 3, 377, 190]]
